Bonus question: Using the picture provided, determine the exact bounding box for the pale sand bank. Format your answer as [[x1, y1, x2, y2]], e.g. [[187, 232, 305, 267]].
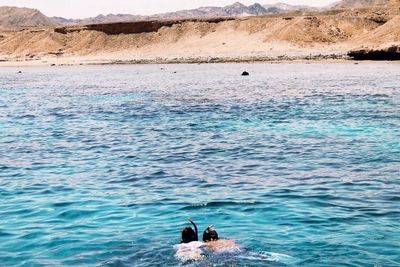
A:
[[0, 44, 349, 66]]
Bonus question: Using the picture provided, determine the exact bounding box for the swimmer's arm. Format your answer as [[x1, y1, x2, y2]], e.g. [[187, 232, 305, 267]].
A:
[[188, 218, 198, 241]]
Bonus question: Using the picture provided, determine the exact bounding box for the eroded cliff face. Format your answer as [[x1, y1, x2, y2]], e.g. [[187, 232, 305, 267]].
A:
[[0, 7, 399, 62]]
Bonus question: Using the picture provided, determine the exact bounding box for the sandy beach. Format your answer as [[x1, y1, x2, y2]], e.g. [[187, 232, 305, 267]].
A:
[[0, 47, 349, 67]]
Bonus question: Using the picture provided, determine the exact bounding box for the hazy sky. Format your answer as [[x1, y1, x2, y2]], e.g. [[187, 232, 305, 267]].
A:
[[0, 0, 337, 18]]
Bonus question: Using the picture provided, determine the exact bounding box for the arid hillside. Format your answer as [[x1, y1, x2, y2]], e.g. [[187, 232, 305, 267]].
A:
[[0, 4, 399, 64]]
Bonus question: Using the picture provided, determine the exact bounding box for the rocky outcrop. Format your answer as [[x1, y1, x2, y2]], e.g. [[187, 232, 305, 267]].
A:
[[54, 18, 234, 35], [348, 45, 400, 60]]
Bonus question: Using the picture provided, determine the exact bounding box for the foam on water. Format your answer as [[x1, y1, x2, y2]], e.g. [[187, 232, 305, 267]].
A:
[[175, 240, 295, 266], [0, 63, 399, 266], [240, 252, 295, 264], [175, 240, 292, 266], [175, 242, 205, 263]]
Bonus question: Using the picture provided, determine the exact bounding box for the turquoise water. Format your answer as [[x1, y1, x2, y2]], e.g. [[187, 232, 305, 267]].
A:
[[0, 63, 399, 266]]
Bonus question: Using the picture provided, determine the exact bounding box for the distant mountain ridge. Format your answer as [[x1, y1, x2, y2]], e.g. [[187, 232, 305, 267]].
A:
[[334, 0, 388, 8], [68, 2, 319, 25], [1, 1, 385, 28], [263, 2, 320, 11], [0, 2, 320, 28]]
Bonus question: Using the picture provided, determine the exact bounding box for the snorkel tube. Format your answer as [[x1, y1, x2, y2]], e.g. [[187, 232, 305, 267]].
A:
[[189, 218, 198, 241]]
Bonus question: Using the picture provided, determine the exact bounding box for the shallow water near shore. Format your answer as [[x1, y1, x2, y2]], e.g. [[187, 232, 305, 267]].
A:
[[0, 63, 399, 266]]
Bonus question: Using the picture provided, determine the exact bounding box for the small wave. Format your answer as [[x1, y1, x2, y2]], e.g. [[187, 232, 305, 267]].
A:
[[52, 201, 76, 208], [48, 112, 76, 119], [57, 209, 98, 220], [180, 200, 260, 210], [0, 231, 14, 237], [87, 144, 111, 150], [0, 165, 10, 170], [364, 210, 400, 218], [108, 177, 139, 184], [383, 195, 400, 202], [14, 114, 36, 120], [239, 251, 295, 264]]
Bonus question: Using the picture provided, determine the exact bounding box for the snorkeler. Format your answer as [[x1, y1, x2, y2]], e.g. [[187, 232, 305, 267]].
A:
[[176, 220, 238, 262], [202, 225, 236, 252], [177, 221, 292, 264], [181, 218, 198, 243], [203, 225, 219, 242], [176, 219, 203, 262]]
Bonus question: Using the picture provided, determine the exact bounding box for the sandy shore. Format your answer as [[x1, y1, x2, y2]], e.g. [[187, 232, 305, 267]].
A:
[[0, 43, 350, 67], [0, 55, 350, 67]]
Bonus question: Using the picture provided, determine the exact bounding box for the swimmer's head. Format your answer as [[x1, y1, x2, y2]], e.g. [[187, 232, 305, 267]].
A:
[[181, 227, 197, 243], [203, 226, 219, 242]]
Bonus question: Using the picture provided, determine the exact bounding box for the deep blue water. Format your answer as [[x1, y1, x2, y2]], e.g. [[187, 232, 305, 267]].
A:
[[0, 63, 399, 267]]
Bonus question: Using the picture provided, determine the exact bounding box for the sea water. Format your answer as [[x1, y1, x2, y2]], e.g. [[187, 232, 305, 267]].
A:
[[0, 63, 399, 267]]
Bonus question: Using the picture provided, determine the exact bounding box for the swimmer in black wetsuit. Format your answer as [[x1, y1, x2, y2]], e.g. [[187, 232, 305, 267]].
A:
[[181, 218, 198, 243]]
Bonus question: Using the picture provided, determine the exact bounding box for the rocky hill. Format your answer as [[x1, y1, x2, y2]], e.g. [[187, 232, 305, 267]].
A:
[[0, 6, 55, 28]]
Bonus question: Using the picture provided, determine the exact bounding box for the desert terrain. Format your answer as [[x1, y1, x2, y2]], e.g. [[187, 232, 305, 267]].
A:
[[0, 1, 399, 66]]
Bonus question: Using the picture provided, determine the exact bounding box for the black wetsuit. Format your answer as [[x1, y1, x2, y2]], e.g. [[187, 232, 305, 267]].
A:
[[190, 220, 199, 241]]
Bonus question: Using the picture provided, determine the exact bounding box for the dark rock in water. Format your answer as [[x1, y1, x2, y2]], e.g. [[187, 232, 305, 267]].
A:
[[17, 71, 22, 74], [348, 45, 400, 60], [241, 71, 249, 76]]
